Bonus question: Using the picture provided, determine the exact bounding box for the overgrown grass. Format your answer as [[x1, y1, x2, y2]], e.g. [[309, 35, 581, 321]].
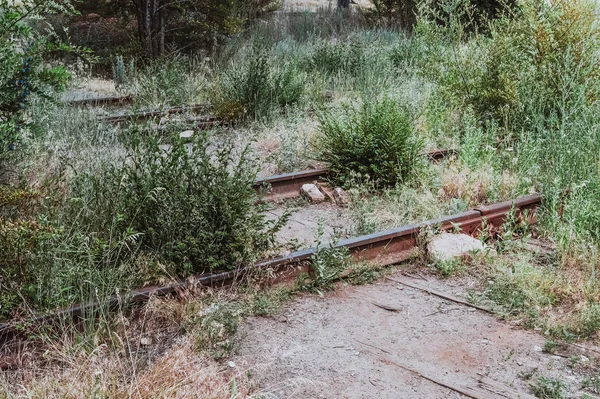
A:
[[0, 125, 286, 319]]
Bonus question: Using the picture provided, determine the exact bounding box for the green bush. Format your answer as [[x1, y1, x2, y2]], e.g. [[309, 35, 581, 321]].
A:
[[130, 56, 207, 108], [419, 0, 600, 131], [211, 43, 305, 121], [0, 129, 286, 319], [313, 97, 423, 188], [0, 0, 80, 156], [69, 129, 285, 273]]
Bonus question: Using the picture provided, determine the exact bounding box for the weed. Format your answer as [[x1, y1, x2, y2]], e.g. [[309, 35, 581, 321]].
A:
[[434, 258, 463, 278], [188, 302, 240, 360], [543, 340, 557, 354], [313, 96, 424, 188], [583, 375, 600, 394], [130, 56, 207, 108], [530, 376, 567, 399], [211, 43, 305, 121], [305, 221, 350, 293]]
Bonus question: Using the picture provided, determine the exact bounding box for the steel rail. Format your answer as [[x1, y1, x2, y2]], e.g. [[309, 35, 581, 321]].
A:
[[64, 94, 134, 107], [254, 148, 456, 201], [99, 104, 211, 125]]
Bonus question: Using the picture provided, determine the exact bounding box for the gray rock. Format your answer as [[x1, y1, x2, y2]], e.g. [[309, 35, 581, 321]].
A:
[[179, 130, 194, 139], [333, 187, 350, 206], [427, 233, 488, 263], [300, 184, 325, 203]]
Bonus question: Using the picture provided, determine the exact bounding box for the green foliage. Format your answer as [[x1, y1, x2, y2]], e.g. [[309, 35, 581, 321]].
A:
[[112, 55, 135, 90], [309, 222, 350, 291], [187, 302, 240, 360], [130, 56, 206, 108], [420, 0, 600, 132], [0, 128, 286, 319], [313, 97, 423, 188], [0, 0, 81, 155], [530, 376, 567, 399], [69, 130, 284, 274], [211, 43, 305, 121]]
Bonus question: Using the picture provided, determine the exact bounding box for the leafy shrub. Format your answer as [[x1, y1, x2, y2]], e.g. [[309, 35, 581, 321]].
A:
[[420, 0, 600, 130], [313, 97, 423, 188], [69, 129, 285, 274], [308, 38, 367, 77], [0, 0, 80, 156], [0, 129, 286, 319], [211, 43, 306, 121], [530, 376, 567, 399]]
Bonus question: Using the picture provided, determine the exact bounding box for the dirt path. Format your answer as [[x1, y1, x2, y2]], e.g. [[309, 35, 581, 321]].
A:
[[236, 273, 592, 398]]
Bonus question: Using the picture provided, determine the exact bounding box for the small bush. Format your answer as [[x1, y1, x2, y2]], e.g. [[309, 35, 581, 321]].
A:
[[130, 56, 207, 108], [211, 43, 305, 121], [0, 128, 286, 318], [530, 376, 567, 399], [313, 97, 423, 188], [69, 129, 284, 274]]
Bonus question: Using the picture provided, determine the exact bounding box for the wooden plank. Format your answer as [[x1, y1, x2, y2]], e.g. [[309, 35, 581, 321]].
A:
[[378, 358, 504, 399], [385, 277, 491, 313], [476, 374, 538, 399]]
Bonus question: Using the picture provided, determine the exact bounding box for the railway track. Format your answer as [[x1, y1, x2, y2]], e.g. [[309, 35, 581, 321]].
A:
[[64, 94, 133, 107], [0, 189, 540, 363], [255, 148, 456, 201]]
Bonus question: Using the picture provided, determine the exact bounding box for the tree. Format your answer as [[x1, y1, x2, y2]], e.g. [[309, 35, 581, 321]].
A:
[[88, 0, 282, 58], [0, 0, 81, 156]]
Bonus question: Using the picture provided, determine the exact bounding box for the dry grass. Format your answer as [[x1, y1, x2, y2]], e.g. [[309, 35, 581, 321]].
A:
[[0, 293, 259, 399]]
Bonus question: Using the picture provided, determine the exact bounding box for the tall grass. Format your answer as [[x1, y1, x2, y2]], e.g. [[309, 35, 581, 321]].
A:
[[0, 125, 286, 319]]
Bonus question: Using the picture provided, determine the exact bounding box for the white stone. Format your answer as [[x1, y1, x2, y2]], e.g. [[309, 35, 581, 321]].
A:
[[179, 130, 194, 139], [333, 187, 350, 206], [300, 184, 325, 203], [427, 233, 487, 263]]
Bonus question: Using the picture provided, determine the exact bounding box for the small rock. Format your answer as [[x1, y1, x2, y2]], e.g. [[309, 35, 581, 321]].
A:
[[534, 345, 543, 352], [300, 183, 325, 203], [332, 187, 350, 206], [581, 355, 590, 363], [551, 355, 562, 360], [140, 337, 152, 346], [517, 361, 523, 366], [227, 361, 236, 368], [427, 233, 490, 263], [481, 339, 490, 345], [179, 130, 194, 139]]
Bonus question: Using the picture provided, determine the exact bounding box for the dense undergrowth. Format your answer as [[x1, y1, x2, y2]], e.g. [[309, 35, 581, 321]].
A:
[[2, 0, 600, 396]]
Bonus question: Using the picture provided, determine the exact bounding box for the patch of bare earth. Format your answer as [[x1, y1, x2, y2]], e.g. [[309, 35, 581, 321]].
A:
[[236, 272, 593, 398]]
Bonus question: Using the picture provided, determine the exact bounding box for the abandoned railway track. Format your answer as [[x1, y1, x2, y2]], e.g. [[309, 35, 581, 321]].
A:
[[0, 188, 541, 364]]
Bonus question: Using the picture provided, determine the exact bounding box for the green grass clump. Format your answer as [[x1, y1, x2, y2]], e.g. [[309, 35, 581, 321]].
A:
[[530, 376, 567, 399], [130, 56, 207, 108], [313, 96, 423, 188], [211, 43, 306, 121]]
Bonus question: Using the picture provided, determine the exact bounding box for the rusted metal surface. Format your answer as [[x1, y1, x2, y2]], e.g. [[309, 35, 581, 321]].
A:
[[66, 94, 133, 107], [100, 104, 210, 125], [254, 168, 330, 201], [0, 193, 542, 358]]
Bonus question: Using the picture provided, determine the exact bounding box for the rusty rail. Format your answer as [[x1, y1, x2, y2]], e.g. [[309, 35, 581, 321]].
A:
[[99, 104, 212, 125], [255, 148, 456, 201], [65, 94, 134, 107]]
